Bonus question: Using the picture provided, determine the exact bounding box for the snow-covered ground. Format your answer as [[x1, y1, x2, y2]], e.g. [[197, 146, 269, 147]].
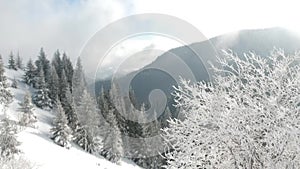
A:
[[3, 68, 141, 169]]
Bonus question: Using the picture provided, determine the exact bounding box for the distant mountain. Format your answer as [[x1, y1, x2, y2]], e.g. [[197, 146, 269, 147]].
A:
[[94, 27, 300, 117]]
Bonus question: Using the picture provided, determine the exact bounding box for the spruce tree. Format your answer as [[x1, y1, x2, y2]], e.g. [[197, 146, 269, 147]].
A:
[[35, 48, 51, 84], [48, 66, 59, 106], [0, 116, 20, 160], [50, 100, 72, 149], [11, 78, 17, 89], [132, 106, 165, 169], [102, 109, 123, 163], [59, 70, 69, 101], [18, 92, 36, 127], [72, 57, 86, 106], [0, 55, 12, 106], [24, 59, 36, 87], [59, 70, 77, 126], [67, 96, 80, 132], [8, 52, 16, 70], [62, 53, 73, 91], [32, 67, 52, 109], [75, 90, 102, 153], [52, 50, 63, 78], [109, 83, 127, 133], [16, 52, 23, 69], [98, 87, 111, 120]]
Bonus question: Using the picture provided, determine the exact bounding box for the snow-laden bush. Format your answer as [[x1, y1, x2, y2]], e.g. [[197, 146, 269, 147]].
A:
[[163, 49, 300, 169], [0, 156, 36, 169]]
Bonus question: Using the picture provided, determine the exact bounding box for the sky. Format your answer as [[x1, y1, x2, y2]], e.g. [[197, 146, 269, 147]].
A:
[[0, 0, 300, 77]]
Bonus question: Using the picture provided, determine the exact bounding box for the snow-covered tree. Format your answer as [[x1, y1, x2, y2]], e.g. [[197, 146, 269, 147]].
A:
[[59, 70, 79, 130], [0, 55, 12, 106], [163, 49, 300, 169], [109, 83, 128, 132], [48, 66, 59, 106], [0, 116, 20, 160], [18, 92, 36, 127], [35, 48, 51, 84], [72, 57, 86, 106], [32, 66, 52, 109], [75, 90, 102, 153], [59, 69, 69, 101], [131, 105, 164, 169], [50, 100, 72, 149], [99, 84, 124, 162], [24, 59, 36, 87], [62, 53, 73, 91], [102, 109, 123, 164], [8, 52, 16, 70], [16, 52, 23, 70], [52, 50, 63, 77], [11, 78, 17, 88]]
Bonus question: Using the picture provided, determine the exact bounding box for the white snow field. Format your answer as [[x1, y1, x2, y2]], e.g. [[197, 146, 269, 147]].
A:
[[2, 68, 141, 169]]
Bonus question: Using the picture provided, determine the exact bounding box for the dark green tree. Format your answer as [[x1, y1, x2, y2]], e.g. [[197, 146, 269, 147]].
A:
[[62, 53, 73, 91], [48, 66, 59, 106], [16, 52, 23, 69], [24, 59, 36, 87], [8, 52, 17, 70], [35, 48, 51, 84], [32, 66, 52, 109]]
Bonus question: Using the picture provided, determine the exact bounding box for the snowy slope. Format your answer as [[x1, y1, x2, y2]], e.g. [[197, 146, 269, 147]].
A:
[[3, 68, 141, 169]]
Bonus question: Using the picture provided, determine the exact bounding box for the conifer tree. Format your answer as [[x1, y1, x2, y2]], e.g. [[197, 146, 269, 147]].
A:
[[98, 87, 111, 120], [24, 59, 36, 87], [109, 83, 127, 133], [0, 116, 20, 160], [35, 48, 51, 84], [59, 70, 69, 101], [0, 55, 12, 106], [18, 92, 36, 127], [102, 109, 123, 163], [75, 90, 102, 153], [62, 53, 73, 90], [59, 70, 77, 126], [52, 50, 63, 78], [32, 66, 52, 109], [72, 57, 86, 106], [16, 52, 23, 70], [8, 52, 16, 70], [50, 100, 72, 149], [11, 78, 17, 89], [48, 66, 59, 106]]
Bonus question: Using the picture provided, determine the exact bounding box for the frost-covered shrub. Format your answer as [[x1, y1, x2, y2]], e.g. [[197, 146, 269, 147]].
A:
[[163, 49, 300, 169], [0, 156, 36, 169]]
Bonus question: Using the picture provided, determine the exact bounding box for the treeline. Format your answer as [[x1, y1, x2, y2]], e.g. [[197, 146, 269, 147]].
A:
[[5, 48, 173, 168]]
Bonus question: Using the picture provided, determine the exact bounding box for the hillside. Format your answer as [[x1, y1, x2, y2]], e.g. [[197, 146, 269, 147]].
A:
[[1, 68, 141, 169]]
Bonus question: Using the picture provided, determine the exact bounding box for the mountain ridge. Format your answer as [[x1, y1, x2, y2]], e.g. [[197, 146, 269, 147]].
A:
[[94, 27, 300, 117]]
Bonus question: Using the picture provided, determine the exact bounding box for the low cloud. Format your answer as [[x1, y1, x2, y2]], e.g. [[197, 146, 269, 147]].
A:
[[0, 0, 133, 63]]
